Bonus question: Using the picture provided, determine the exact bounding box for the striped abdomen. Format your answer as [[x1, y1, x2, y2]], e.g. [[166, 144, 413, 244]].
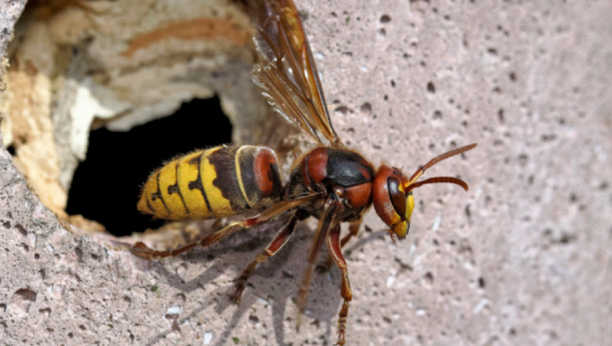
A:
[[138, 145, 283, 220]]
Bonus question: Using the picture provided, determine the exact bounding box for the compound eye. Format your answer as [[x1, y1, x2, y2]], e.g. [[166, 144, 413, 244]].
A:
[[387, 176, 406, 218]]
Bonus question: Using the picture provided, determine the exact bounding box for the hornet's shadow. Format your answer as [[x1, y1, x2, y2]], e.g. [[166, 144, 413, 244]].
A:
[[133, 219, 373, 346]]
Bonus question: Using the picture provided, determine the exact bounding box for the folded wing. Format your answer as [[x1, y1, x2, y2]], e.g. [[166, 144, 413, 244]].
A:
[[241, 0, 342, 146]]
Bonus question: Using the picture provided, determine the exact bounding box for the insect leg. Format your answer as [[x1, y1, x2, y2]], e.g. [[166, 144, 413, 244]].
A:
[[342, 217, 363, 248], [296, 198, 340, 312], [326, 223, 352, 346], [323, 216, 362, 267], [230, 213, 300, 304], [131, 194, 320, 260], [131, 238, 200, 260]]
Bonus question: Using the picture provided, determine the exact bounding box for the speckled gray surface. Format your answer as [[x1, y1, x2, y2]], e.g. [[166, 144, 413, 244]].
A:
[[0, 0, 25, 54], [1, 1, 611, 345]]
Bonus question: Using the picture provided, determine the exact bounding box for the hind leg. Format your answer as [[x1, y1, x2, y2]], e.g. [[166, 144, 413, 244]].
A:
[[230, 214, 299, 303], [131, 195, 318, 259], [296, 198, 340, 312], [323, 217, 362, 268]]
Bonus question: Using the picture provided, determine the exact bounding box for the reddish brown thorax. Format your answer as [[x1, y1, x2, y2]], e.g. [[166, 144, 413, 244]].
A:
[[286, 147, 375, 220]]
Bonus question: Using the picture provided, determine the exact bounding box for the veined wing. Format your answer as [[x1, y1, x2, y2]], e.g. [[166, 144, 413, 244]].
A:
[[241, 0, 341, 145]]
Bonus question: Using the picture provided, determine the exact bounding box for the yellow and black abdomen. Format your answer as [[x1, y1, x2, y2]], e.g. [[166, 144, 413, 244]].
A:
[[138, 145, 283, 220]]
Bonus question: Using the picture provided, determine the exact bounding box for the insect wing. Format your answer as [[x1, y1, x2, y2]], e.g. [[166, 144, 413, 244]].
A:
[[244, 0, 341, 145]]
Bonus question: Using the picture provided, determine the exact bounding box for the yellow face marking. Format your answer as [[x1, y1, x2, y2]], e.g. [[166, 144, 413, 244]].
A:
[[177, 151, 211, 219], [392, 220, 408, 239], [202, 147, 233, 217], [406, 193, 415, 221]]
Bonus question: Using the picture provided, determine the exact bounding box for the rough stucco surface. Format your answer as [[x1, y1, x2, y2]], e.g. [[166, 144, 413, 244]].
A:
[[0, 0, 275, 217], [1, 1, 611, 346], [0, 0, 26, 94]]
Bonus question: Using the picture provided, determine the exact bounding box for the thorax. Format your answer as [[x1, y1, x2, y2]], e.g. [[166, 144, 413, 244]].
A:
[[285, 147, 375, 220]]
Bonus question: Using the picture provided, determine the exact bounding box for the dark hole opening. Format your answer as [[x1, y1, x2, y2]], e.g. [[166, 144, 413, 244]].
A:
[[66, 96, 232, 236], [7, 144, 16, 156]]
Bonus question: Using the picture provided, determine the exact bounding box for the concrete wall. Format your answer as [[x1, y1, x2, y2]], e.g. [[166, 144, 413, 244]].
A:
[[0, 0, 610, 345]]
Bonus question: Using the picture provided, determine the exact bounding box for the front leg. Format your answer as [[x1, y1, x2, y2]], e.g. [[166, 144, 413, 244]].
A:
[[296, 198, 340, 311], [323, 217, 362, 268], [327, 224, 352, 346]]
